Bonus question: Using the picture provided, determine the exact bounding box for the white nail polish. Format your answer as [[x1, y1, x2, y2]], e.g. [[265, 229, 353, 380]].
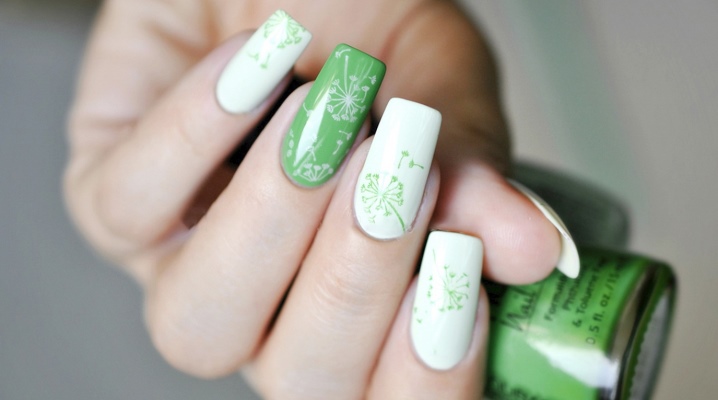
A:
[[509, 180, 581, 278], [411, 231, 483, 370], [216, 10, 312, 114], [354, 98, 441, 240]]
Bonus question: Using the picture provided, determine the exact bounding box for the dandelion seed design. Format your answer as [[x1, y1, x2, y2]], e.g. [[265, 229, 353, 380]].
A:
[[263, 10, 306, 48], [360, 173, 406, 232], [335, 47, 351, 58], [285, 129, 296, 158], [325, 49, 377, 122], [398, 151, 410, 169], [249, 10, 307, 68], [409, 159, 424, 169], [338, 130, 353, 140], [397, 150, 425, 170], [332, 140, 343, 155], [295, 163, 334, 183], [427, 251, 470, 312], [282, 45, 384, 187]]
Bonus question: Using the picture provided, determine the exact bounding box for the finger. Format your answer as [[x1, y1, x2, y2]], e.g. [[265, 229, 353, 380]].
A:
[[67, 14, 311, 260], [432, 165, 563, 284], [355, 1, 563, 284], [145, 45, 387, 379], [251, 100, 441, 399], [368, 280, 489, 399]]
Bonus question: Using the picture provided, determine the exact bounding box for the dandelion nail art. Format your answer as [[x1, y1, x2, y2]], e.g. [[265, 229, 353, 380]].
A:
[[216, 10, 312, 114], [282, 44, 386, 187], [411, 231, 483, 370], [248, 10, 308, 69], [359, 173, 406, 230], [354, 98, 441, 240], [427, 250, 470, 312]]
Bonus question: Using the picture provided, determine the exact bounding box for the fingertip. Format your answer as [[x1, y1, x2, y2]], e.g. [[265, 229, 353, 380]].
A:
[[507, 179, 580, 279], [432, 166, 561, 285], [484, 179, 562, 284]]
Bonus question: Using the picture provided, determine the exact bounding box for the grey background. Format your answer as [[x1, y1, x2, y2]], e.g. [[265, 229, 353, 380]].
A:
[[0, 1, 258, 399], [2, 0, 717, 399]]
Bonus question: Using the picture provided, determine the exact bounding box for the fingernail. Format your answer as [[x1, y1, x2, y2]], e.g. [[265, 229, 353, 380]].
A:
[[282, 44, 386, 187], [216, 10, 312, 114], [508, 180, 581, 278], [354, 98, 441, 239], [411, 231, 483, 370]]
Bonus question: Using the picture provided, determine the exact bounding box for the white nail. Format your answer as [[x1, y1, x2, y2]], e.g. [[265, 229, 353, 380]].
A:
[[509, 180, 581, 278], [354, 98, 441, 240], [411, 231, 483, 370], [216, 10, 312, 114]]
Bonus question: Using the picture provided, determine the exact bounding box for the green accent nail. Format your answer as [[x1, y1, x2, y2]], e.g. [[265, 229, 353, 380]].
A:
[[282, 44, 386, 187]]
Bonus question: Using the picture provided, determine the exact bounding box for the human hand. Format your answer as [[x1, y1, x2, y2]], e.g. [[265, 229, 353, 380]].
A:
[[64, 1, 572, 398]]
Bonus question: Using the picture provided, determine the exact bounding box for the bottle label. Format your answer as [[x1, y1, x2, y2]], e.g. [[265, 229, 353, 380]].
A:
[[485, 250, 646, 400]]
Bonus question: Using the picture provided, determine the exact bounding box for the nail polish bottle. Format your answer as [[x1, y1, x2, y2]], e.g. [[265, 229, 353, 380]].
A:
[[483, 164, 677, 400], [484, 248, 675, 400]]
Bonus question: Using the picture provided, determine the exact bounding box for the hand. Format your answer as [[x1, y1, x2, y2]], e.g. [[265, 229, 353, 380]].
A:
[[64, 0, 562, 398]]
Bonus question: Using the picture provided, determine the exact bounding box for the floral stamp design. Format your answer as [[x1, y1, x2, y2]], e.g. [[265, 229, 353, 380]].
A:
[[281, 44, 385, 187], [359, 173, 405, 230], [397, 150, 425, 170], [414, 250, 471, 324], [295, 163, 334, 183], [427, 250, 470, 312], [326, 49, 379, 122], [250, 10, 308, 68], [285, 130, 335, 184]]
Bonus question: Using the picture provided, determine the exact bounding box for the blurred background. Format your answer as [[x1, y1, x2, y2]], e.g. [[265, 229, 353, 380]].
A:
[[1, 0, 716, 398]]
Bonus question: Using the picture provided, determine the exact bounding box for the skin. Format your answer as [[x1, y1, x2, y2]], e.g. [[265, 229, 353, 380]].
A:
[[64, 0, 561, 398]]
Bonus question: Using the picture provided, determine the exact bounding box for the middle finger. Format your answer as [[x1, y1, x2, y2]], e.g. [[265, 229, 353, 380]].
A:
[[253, 99, 442, 399], [145, 45, 386, 378]]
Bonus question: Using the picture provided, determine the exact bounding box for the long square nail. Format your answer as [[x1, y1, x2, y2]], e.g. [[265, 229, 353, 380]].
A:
[[216, 10, 312, 114], [282, 44, 386, 187], [411, 231, 483, 370], [354, 98, 441, 240]]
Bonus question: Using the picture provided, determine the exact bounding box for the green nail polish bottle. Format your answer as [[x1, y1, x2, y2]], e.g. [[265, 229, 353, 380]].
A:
[[484, 164, 677, 400], [485, 249, 675, 400]]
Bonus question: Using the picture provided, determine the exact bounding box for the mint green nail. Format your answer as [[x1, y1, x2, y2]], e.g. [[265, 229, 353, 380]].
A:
[[282, 44, 386, 187]]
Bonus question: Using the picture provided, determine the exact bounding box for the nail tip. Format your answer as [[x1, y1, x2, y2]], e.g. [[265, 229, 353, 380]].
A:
[[331, 43, 387, 76], [508, 179, 581, 278], [557, 236, 581, 278], [215, 9, 312, 114], [387, 98, 442, 118]]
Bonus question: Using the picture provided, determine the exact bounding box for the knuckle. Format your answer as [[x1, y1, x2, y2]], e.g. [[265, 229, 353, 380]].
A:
[[170, 104, 215, 161], [147, 291, 254, 379], [309, 258, 388, 331], [94, 174, 150, 246], [63, 157, 140, 259]]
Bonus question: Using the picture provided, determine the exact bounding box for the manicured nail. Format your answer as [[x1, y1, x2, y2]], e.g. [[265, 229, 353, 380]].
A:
[[282, 44, 386, 187], [411, 231, 483, 370], [354, 98, 441, 239], [216, 10, 312, 114], [508, 180, 581, 278]]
